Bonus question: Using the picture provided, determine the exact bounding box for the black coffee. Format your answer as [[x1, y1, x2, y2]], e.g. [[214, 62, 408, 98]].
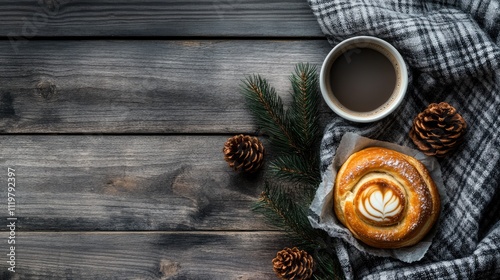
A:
[[329, 48, 397, 112]]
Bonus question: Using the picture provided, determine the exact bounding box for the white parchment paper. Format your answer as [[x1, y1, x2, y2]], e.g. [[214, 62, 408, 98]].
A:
[[308, 132, 446, 263]]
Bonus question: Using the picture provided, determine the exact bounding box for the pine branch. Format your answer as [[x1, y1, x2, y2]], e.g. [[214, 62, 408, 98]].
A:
[[240, 75, 300, 153], [254, 182, 344, 280], [243, 64, 344, 279], [289, 63, 321, 151], [269, 154, 321, 187], [253, 182, 320, 247], [313, 250, 344, 280]]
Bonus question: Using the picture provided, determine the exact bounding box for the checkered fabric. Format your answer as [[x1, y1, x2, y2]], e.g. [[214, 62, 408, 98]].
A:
[[307, 0, 500, 279]]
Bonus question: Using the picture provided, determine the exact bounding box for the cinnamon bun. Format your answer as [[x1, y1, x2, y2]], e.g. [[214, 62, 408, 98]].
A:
[[334, 147, 440, 248]]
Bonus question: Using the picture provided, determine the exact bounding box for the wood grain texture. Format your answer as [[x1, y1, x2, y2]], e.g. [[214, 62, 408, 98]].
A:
[[0, 231, 287, 279], [0, 39, 333, 134], [0, 0, 323, 38], [0, 3, 329, 277], [0, 135, 274, 231]]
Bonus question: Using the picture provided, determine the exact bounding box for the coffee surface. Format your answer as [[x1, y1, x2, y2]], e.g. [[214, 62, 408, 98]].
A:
[[329, 48, 397, 112]]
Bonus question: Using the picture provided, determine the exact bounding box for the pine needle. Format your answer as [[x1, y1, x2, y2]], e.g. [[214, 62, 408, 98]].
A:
[[269, 154, 321, 187], [240, 75, 300, 153], [289, 63, 321, 151], [313, 249, 344, 280], [253, 182, 320, 247]]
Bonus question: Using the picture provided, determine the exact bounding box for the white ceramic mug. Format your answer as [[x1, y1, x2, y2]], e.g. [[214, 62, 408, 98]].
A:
[[320, 36, 408, 123]]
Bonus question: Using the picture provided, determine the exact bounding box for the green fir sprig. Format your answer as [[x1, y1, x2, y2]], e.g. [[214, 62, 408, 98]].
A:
[[269, 153, 321, 187], [253, 182, 320, 248], [241, 63, 321, 183], [241, 75, 300, 154], [241, 63, 343, 280], [289, 63, 321, 152]]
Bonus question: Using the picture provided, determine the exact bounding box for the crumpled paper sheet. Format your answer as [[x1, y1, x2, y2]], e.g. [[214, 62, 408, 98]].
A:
[[308, 132, 447, 263]]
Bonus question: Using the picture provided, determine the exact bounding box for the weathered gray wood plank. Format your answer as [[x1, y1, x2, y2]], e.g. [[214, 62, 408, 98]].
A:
[[0, 39, 333, 134], [0, 0, 322, 38], [0, 135, 274, 231], [0, 231, 287, 279]]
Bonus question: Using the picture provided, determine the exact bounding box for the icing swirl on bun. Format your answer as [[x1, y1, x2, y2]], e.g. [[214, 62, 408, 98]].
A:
[[356, 179, 405, 225]]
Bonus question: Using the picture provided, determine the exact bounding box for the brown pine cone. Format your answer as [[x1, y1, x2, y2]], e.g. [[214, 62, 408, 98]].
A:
[[272, 247, 314, 280], [409, 102, 467, 157], [223, 134, 265, 173]]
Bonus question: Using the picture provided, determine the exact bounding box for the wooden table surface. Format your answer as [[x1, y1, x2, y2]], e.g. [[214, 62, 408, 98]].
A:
[[0, 1, 334, 279]]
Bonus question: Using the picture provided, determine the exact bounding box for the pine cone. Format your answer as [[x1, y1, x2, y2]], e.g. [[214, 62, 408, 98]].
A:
[[223, 134, 265, 173], [272, 247, 314, 280], [409, 102, 467, 157]]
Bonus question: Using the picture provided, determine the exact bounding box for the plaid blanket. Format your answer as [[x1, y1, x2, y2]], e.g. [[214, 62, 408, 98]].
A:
[[307, 0, 500, 279]]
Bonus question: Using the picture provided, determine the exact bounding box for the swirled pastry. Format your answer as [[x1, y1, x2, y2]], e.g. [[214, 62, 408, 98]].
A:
[[334, 147, 440, 249]]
